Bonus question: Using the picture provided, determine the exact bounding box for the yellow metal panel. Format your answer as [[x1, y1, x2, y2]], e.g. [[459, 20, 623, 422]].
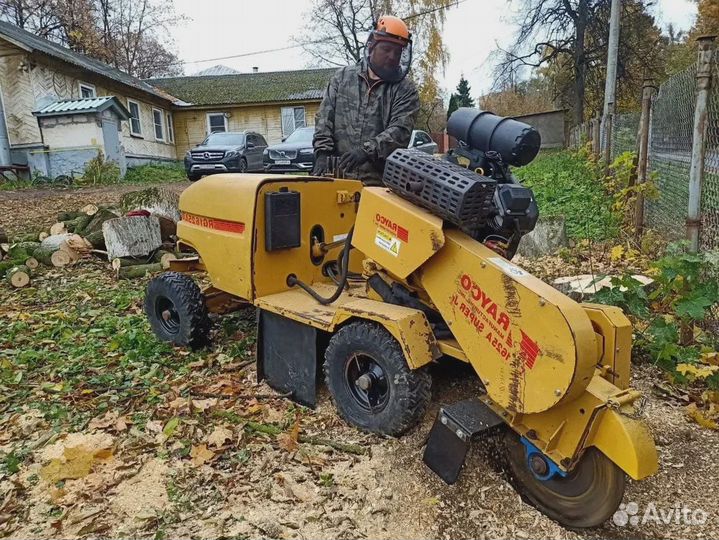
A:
[[177, 174, 264, 300], [255, 286, 440, 369], [588, 407, 659, 480], [331, 298, 441, 368], [252, 178, 363, 298], [583, 303, 633, 389], [353, 187, 445, 279], [420, 230, 597, 414]]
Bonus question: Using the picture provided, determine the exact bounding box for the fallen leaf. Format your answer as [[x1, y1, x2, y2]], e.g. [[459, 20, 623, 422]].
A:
[[115, 416, 129, 432], [162, 417, 181, 439], [676, 363, 719, 379], [41, 446, 114, 483], [610, 245, 625, 262], [277, 414, 300, 453], [686, 403, 719, 430], [190, 444, 215, 466], [192, 398, 218, 412], [207, 426, 233, 448]]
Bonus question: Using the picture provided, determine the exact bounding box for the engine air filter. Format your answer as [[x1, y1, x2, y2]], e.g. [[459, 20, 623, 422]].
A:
[[382, 149, 496, 229]]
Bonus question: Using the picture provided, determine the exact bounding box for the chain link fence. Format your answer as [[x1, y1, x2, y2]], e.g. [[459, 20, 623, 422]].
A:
[[645, 64, 697, 243], [568, 54, 719, 252]]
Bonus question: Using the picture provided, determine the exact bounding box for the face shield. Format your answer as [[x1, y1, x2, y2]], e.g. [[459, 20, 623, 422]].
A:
[[365, 33, 412, 83]]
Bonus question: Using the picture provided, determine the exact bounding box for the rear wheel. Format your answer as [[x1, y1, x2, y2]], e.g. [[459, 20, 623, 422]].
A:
[[144, 272, 210, 349], [324, 321, 431, 436], [504, 430, 626, 528]]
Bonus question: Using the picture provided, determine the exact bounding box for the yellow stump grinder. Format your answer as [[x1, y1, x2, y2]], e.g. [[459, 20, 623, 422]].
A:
[[145, 108, 658, 528]]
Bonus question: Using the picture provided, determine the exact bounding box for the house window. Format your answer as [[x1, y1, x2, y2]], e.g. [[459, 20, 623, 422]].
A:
[[281, 106, 306, 137], [79, 82, 96, 98], [127, 99, 142, 136], [207, 113, 228, 134], [166, 113, 174, 143], [152, 108, 165, 141]]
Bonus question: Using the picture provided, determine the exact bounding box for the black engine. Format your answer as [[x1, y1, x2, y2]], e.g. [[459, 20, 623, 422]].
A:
[[382, 108, 541, 259]]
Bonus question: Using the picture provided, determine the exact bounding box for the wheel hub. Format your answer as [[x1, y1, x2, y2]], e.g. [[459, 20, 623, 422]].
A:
[[345, 353, 390, 413]]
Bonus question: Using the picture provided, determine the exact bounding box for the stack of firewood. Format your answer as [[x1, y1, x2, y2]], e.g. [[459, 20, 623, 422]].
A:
[[0, 187, 188, 288]]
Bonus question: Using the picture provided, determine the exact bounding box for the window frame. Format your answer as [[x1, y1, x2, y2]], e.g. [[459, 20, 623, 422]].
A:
[[206, 112, 228, 134], [280, 106, 306, 138], [79, 82, 97, 99], [166, 112, 174, 143], [127, 99, 143, 137], [152, 107, 165, 142]]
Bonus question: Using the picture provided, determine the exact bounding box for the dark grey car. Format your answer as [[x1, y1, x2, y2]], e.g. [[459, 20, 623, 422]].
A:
[[184, 131, 268, 181], [408, 130, 439, 154]]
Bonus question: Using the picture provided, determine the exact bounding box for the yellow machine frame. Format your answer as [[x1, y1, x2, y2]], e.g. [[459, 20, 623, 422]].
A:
[[174, 174, 657, 483]]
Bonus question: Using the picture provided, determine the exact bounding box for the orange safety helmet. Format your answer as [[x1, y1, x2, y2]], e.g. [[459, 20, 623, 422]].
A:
[[366, 14, 413, 82], [373, 15, 411, 46]]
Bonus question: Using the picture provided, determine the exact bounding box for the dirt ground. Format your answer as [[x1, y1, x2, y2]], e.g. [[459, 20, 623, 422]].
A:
[[1, 184, 717, 540]]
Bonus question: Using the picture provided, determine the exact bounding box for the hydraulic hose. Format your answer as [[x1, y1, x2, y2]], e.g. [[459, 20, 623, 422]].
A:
[[287, 227, 354, 305]]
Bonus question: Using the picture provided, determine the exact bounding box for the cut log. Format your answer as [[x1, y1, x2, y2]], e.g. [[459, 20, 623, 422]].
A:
[[38, 232, 49, 241], [8, 242, 40, 261], [152, 249, 178, 269], [6, 265, 30, 288], [34, 245, 72, 267], [0, 243, 9, 256], [82, 207, 120, 236], [66, 214, 92, 235], [119, 187, 181, 222], [57, 211, 83, 222], [41, 234, 72, 251], [111, 257, 149, 270], [84, 230, 106, 249], [65, 234, 92, 254], [117, 263, 162, 279], [50, 222, 67, 236], [102, 216, 162, 260], [0, 260, 22, 274], [24, 257, 39, 270], [12, 232, 42, 243], [81, 204, 99, 216]]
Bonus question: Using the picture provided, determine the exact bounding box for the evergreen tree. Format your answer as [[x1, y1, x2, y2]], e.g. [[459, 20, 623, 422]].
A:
[[447, 75, 476, 119]]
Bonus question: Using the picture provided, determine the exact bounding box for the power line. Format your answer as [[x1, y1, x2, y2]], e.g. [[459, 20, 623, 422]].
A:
[[175, 0, 469, 69]]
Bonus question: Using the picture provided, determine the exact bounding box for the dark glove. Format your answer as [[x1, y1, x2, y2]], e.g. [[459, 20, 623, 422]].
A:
[[338, 148, 369, 173], [312, 153, 329, 176]]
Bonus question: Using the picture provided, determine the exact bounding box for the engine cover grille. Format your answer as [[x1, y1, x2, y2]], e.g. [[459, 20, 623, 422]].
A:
[[383, 149, 497, 229]]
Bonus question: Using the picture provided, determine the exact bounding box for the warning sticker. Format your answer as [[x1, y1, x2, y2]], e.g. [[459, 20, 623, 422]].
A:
[[489, 257, 527, 278], [375, 228, 401, 256]]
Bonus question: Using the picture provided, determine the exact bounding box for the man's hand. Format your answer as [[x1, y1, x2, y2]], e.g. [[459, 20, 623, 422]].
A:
[[312, 153, 329, 176], [338, 148, 369, 173]]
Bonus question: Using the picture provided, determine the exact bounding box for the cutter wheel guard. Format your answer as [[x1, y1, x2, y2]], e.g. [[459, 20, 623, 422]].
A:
[[144, 108, 658, 529]]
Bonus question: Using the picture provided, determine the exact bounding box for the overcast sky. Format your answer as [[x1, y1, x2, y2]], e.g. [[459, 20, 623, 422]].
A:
[[170, 0, 697, 100]]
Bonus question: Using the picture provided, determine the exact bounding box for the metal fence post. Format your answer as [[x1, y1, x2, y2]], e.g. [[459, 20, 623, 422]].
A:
[[634, 79, 657, 236], [688, 35, 717, 251], [592, 115, 601, 157]]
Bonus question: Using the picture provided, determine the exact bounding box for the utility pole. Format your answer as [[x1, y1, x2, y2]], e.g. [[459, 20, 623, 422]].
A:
[[601, 0, 621, 166]]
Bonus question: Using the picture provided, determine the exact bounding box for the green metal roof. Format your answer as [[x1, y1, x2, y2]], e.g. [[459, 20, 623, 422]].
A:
[[33, 96, 130, 119], [147, 68, 337, 107]]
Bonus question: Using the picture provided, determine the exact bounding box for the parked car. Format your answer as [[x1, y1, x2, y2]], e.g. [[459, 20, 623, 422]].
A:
[[408, 129, 439, 154], [185, 131, 268, 181], [263, 127, 315, 173]]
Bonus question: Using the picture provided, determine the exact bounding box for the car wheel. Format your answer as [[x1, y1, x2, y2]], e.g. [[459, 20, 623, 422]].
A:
[[238, 158, 248, 173], [187, 173, 201, 182]]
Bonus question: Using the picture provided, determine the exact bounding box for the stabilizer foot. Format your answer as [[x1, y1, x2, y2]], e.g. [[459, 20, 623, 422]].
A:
[[422, 398, 503, 484]]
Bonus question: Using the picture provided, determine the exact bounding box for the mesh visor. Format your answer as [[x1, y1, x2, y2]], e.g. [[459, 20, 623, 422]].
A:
[[366, 35, 412, 83]]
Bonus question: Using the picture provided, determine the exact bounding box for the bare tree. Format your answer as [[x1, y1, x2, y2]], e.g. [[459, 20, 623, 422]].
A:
[[0, 0, 184, 77]]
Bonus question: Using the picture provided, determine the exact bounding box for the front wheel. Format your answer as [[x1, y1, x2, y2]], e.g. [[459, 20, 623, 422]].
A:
[[504, 430, 626, 528], [324, 321, 431, 436], [238, 158, 248, 173], [144, 272, 211, 349]]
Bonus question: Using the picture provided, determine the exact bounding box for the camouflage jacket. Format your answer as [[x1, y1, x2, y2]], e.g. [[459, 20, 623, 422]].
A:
[[313, 61, 420, 184]]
